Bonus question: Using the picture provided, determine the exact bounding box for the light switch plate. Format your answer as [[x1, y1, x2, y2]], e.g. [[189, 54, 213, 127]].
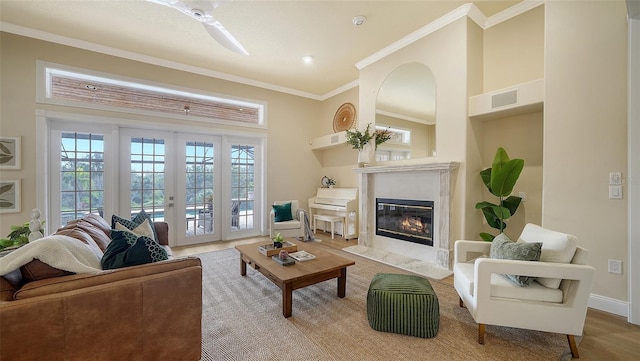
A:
[[609, 172, 622, 185]]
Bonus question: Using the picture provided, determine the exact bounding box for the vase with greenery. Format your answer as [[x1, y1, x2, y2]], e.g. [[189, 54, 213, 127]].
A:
[[345, 123, 391, 166], [475, 147, 524, 241]]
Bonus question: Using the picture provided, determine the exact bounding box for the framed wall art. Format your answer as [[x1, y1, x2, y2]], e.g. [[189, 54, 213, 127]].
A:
[[0, 179, 21, 214], [0, 136, 21, 170]]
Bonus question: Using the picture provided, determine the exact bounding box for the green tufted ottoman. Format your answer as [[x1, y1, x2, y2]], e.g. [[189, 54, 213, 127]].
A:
[[367, 273, 440, 338]]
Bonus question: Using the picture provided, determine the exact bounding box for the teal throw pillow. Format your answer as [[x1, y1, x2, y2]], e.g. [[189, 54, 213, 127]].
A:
[[111, 209, 158, 242], [272, 203, 293, 222], [101, 229, 168, 270], [490, 233, 542, 287]]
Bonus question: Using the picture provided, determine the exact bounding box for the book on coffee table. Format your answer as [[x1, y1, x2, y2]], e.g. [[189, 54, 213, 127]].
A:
[[271, 255, 295, 266], [288, 250, 316, 262]]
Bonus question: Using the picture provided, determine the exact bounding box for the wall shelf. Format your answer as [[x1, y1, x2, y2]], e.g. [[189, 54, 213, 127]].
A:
[[469, 79, 544, 120], [309, 131, 348, 150]]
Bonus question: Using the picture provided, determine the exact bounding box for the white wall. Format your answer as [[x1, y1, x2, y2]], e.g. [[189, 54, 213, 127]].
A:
[[544, 1, 629, 307]]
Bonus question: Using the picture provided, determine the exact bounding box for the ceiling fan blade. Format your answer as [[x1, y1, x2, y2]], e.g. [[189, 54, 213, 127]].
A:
[[202, 20, 249, 56], [147, 0, 248, 55]]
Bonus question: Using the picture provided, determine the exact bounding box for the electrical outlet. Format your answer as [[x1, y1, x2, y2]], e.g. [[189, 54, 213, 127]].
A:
[[609, 185, 623, 199], [608, 259, 623, 275]]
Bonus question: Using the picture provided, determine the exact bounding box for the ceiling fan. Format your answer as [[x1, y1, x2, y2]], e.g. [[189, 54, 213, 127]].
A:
[[147, 0, 248, 55]]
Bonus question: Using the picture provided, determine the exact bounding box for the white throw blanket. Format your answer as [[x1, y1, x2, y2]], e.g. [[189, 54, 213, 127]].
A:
[[0, 235, 103, 276]]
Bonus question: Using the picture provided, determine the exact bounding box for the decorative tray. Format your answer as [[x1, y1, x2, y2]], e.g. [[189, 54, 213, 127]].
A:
[[258, 241, 297, 257]]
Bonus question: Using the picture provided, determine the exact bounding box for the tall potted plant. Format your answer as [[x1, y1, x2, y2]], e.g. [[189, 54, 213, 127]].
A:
[[475, 147, 524, 241]]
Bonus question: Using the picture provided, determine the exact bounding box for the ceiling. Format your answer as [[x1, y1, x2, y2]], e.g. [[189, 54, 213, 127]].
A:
[[0, 0, 522, 99]]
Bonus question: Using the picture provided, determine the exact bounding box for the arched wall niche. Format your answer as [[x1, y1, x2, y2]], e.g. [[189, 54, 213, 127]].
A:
[[375, 62, 436, 162]]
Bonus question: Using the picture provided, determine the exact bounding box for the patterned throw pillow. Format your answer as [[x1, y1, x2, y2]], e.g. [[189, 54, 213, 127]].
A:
[[490, 233, 542, 287], [111, 209, 158, 242], [115, 218, 155, 240], [272, 203, 293, 222], [101, 229, 168, 270]]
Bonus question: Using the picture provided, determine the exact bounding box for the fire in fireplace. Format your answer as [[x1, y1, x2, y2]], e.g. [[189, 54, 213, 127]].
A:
[[376, 198, 434, 246]]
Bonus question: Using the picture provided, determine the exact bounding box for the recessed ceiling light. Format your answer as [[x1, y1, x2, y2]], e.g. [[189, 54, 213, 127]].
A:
[[352, 15, 366, 26], [302, 56, 314, 64]]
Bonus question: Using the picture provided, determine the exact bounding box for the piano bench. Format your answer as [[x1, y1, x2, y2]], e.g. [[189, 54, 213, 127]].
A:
[[313, 215, 344, 239]]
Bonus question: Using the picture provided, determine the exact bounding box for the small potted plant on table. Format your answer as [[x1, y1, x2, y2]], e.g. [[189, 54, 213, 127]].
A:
[[272, 232, 284, 248]]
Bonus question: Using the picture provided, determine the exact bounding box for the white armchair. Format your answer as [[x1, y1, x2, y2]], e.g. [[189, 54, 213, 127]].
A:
[[453, 224, 595, 358], [269, 200, 305, 239]]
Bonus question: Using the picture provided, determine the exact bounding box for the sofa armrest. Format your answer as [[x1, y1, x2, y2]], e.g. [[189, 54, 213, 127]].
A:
[[454, 240, 491, 264]]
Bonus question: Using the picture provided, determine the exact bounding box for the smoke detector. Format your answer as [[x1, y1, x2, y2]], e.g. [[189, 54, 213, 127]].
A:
[[352, 15, 366, 26]]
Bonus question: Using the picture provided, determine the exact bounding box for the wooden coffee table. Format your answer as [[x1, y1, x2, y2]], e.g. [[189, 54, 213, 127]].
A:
[[235, 241, 355, 318]]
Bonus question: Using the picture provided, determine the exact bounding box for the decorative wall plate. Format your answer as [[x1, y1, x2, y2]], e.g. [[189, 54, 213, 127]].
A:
[[333, 103, 356, 132]]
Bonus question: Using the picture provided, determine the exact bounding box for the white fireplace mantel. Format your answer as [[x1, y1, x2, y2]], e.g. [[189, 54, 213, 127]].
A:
[[353, 161, 460, 175], [354, 161, 460, 270]]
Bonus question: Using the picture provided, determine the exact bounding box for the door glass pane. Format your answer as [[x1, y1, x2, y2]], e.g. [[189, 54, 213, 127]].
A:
[[185, 141, 214, 236], [59, 132, 104, 226], [231, 144, 254, 230], [130, 137, 165, 221]]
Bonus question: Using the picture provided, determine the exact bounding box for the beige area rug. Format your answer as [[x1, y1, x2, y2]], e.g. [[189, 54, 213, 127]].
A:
[[198, 247, 574, 361]]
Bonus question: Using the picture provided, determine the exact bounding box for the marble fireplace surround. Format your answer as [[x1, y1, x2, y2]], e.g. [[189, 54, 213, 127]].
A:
[[352, 161, 460, 272]]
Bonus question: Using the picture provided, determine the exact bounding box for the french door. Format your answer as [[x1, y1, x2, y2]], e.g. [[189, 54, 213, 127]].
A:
[[119, 130, 262, 245], [50, 121, 263, 245], [173, 133, 222, 245]]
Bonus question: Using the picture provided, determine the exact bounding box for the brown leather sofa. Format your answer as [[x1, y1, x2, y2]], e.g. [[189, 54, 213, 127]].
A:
[[0, 214, 202, 361]]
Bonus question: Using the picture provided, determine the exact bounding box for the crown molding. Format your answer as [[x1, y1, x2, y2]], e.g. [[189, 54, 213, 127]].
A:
[[0, 22, 324, 101], [356, 1, 545, 71], [356, 4, 477, 70], [484, 0, 545, 28], [1, 1, 546, 102], [318, 79, 359, 101]]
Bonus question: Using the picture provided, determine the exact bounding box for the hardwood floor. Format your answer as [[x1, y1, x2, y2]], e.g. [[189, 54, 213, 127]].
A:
[[173, 232, 640, 360]]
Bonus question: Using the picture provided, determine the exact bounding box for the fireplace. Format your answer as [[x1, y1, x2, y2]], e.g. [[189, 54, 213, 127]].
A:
[[376, 198, 434, 246], [354, 161, 459, 270]]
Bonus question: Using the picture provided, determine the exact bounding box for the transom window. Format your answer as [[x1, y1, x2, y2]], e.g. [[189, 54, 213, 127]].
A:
[[40, 63, 265, 127]]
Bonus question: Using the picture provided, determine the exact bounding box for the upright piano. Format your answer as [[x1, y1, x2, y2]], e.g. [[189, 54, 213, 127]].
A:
[[308, 187, 358, 240]]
